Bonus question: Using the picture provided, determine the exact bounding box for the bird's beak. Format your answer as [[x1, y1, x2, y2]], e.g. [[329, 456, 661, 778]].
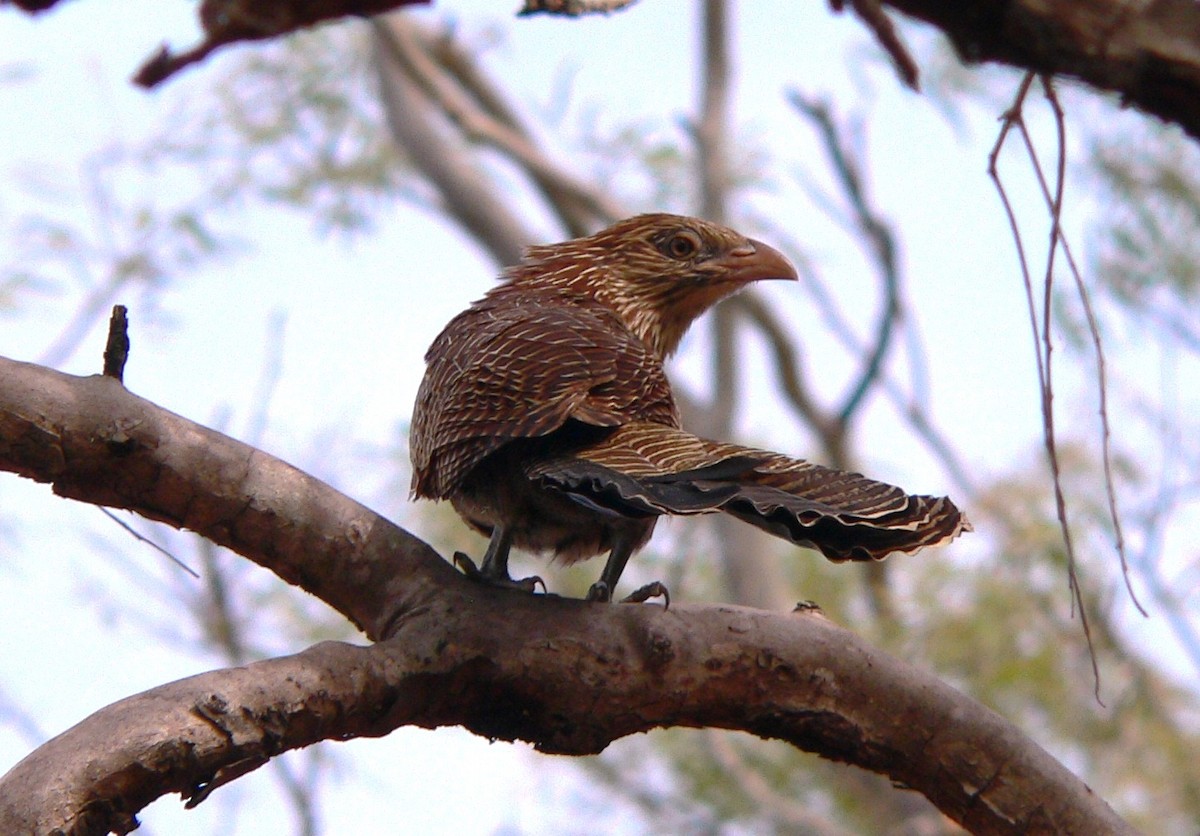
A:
[[714, 239, 798, 284]]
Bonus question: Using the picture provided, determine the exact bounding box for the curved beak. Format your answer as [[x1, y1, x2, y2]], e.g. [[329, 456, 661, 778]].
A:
[[713, 239, 798, 284]]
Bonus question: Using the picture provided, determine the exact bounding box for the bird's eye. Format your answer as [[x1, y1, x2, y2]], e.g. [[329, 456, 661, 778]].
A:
[[663, 230, 702, 260]]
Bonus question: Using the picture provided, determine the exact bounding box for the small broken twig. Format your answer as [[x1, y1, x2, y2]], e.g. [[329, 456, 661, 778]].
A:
[[102, 305, 130, 382]]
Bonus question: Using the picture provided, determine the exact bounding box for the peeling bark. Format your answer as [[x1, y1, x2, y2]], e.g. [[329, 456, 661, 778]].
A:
[[0, 355, 1136, 834]]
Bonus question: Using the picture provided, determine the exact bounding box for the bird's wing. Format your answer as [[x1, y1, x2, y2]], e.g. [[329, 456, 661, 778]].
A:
[[411, 298, 676, 498], [529, 422, 970, 561]]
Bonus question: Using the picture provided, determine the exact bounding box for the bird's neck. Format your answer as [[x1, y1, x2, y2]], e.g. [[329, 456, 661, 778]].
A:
[[498, 269, 686, 360], [595, 285, 683, 360]]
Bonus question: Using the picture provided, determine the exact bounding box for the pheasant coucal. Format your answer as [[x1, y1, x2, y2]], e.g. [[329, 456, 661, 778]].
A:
[[410, 213, 968, 602]]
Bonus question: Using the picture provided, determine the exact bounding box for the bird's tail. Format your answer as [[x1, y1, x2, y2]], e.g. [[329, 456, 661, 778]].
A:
[[528, 423, 970, 562]]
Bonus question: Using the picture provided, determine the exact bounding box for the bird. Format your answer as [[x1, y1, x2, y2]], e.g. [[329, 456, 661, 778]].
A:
[[410, 213, 968, 603]]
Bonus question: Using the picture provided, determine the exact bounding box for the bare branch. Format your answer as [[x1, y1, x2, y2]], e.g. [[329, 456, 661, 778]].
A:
[[0, 571, 1134, 835], [694, 0, 738, 436], [37, 267, 136, 369], [132, 0, 432, 88], [424, 26, 620, 235], [97, 507, 198, 578], [518, 0, 641, 16], [378, 16, 624, 233], [9, 0, 1200, 142], [1024, 80, 1144, 619], [371, 18, 537, 266], [2, 0, 57, 11], [987, 74, 1102, 700], [696, 0, 733, 225], [788, 92, 902, 432], [830, 0, 919, 89]]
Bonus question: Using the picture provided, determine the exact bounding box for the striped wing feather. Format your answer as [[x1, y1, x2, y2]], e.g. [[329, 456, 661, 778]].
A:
[[530, 423, 970, 562], [410, 292, 678, 498]]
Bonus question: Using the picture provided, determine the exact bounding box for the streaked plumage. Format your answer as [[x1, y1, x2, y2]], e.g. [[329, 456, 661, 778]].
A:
[[410, 213, 969, 601]]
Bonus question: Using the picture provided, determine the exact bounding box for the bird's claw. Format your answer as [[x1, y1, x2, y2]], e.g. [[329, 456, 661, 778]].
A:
[[621, 581, 669, 608], [452, 552, 546, 594], [452, 551, 481, 576], [512, 575, 548, 594], [586, 580, 670, 607]]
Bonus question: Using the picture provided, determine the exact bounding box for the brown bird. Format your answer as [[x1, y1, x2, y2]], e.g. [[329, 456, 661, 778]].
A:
[[410, 213, 968, 602]]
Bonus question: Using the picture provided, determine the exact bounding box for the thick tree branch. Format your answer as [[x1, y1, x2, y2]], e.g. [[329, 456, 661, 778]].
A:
[[0, 354, 1136, 834], [0, 355, 439, 640], [885, 0, 1200, 141], [0, 591, 1137, 835]]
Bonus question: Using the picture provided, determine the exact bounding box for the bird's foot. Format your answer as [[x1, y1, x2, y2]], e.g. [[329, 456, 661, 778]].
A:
[[622, 581, 670, 608], [586, 580, 670, 607], [585, 581, 612, 602], [452, 552, 546, 594]]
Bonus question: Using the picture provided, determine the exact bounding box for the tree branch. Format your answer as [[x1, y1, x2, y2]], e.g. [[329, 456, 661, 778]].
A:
[[371, 19, 538, 266], [885, 0, 1200, 141], [0, 355, 439, 640], [830, 0, 919, 90], [422, 22, 622, 236], [788, 93, 903, 432], [518, 0, 640, 16], [0, 354, 1136, 834], [130, 0, 431, 87], [372, 15, 623, 244]]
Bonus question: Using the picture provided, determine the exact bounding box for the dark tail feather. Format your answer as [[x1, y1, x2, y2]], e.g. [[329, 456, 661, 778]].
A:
[[530, 423, 969, 561]]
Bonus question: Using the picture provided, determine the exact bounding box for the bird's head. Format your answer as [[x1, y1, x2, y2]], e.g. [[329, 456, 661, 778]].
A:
[[504, 213, 798, 358]]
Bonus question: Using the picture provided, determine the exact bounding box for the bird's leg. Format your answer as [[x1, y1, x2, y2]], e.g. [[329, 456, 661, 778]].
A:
[[586, 535, 668, 605], [585, 537, 631, 602], [453, 526, 544, 593], [479, 525, 514, 578]]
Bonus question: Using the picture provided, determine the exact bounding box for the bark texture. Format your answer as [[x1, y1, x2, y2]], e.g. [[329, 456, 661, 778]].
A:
[[0, 355, 1135, 834], [889, 0, 1200, 139]]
